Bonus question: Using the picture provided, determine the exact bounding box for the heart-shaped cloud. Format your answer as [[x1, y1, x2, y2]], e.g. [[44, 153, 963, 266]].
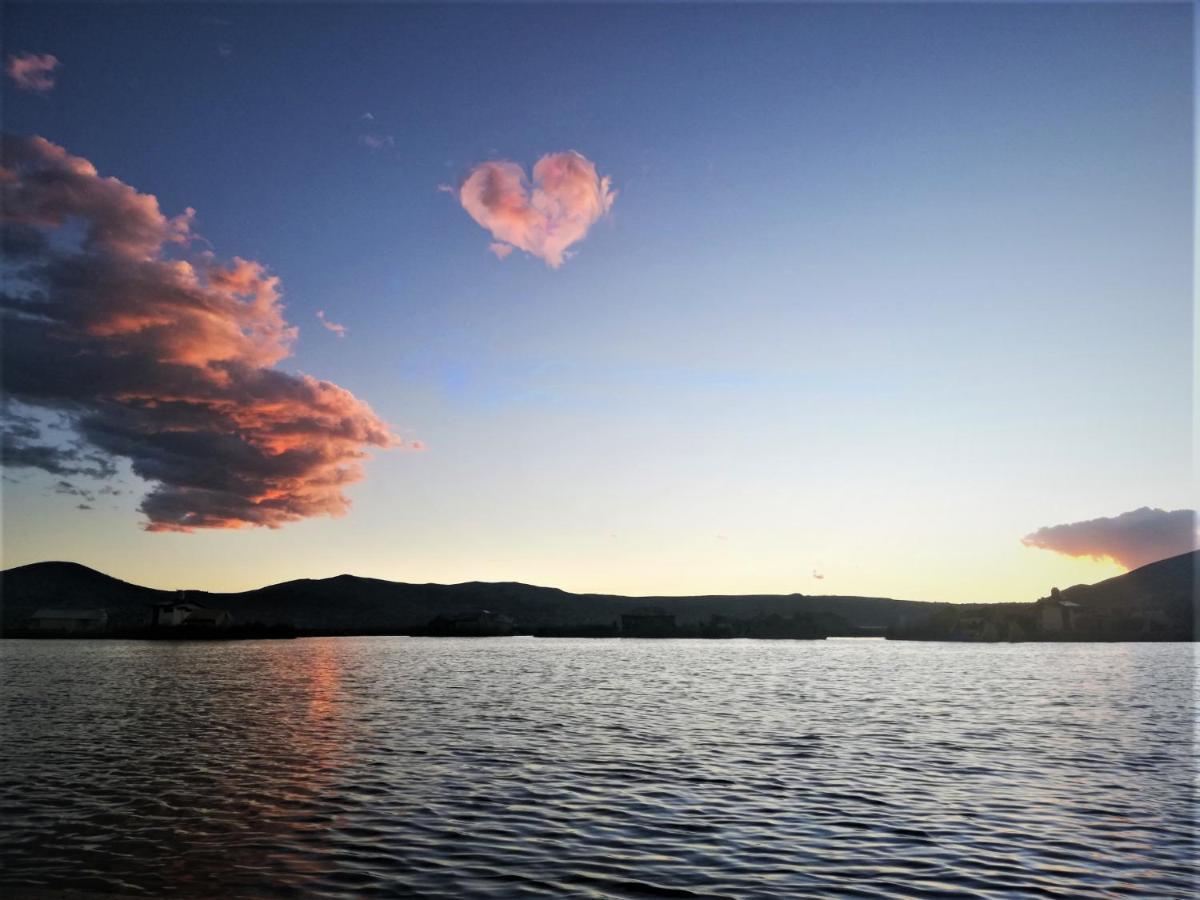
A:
[[458, 151, 614, 268]]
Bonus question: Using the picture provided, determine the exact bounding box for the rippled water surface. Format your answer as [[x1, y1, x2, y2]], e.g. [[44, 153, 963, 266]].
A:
[[1, 638, 1196, 898]]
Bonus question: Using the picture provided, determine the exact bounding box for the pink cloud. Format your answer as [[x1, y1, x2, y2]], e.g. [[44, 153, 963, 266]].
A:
[[1, 134, 402, 532], [1022, 507, 1198, 571], [458, 151, 614, 268], [489, 242, 513, 260], [6, 53, 59, 92], [316, 310, 348, 338]]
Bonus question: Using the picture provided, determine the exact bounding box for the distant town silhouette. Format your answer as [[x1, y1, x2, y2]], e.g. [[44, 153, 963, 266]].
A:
[[3, 551, 1194, 642]]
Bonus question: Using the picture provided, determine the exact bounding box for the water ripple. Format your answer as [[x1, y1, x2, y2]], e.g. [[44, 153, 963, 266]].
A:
[[0, 638, 1196, 898]]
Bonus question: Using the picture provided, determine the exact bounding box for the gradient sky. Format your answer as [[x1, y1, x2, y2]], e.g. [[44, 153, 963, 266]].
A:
[[1, 3, 1193, 602]]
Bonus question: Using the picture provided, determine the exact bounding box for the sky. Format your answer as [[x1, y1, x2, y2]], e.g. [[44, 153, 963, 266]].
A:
[[0, 2, 1194, 602]]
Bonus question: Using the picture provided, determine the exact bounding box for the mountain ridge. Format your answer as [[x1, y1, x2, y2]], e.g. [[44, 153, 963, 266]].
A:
[[1, 551, 1194, 638]]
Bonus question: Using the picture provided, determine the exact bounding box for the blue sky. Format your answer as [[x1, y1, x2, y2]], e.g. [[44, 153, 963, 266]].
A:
[[1, 3, 1192, 601]]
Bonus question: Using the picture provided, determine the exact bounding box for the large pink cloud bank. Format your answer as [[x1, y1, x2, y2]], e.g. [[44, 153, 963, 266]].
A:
[[458, 151, 614, 268], [0, 134, 399, 531], [1022, 507, 1198, 571]]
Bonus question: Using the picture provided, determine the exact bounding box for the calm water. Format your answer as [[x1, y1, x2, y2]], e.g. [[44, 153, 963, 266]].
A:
[[0, 638, 1195, 898]]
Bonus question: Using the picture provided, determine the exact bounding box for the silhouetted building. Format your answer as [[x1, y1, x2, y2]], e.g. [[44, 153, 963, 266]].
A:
[[621, 608, 676, 637], [29, 608, 107, 633], [150, 591, 232, 628], [703, 614, 736, 638], [183, 608, 234, 627], [1039, 599, 1081, 634], [424, 610, 515, 636], [151, 602, 200, 626]]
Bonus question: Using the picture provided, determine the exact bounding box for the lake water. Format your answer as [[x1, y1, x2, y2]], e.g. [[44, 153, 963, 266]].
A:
[[0, 638, 1195, 898]]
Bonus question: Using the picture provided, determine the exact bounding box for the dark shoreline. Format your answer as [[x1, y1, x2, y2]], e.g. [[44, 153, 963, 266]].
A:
[[4, 551, 1194, 643], [0, 624, 299, 641], [2, 631, 1192, 643]]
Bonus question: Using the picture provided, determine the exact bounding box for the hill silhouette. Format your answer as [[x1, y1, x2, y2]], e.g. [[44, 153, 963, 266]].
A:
[[1054, 550, 1195, 611], [0, 561, 931, 634], [1, 552, 1194, 639], [888, 551, 1195, 641]]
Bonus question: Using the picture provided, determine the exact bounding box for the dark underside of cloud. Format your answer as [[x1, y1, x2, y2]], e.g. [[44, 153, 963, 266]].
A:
[[1, 134, 399, 531], [1022, 507, 1198, 571]]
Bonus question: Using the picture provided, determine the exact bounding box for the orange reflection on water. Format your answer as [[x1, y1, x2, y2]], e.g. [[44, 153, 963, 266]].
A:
[[253, 640, 352, 822], [305, 638, 342, 723]]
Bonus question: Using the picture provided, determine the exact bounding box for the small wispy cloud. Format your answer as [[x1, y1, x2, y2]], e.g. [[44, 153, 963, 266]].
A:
[[353, 113, 394, 151], [316, 310, 348, 338], [1022, 507, 1198, 571], [217, 43, 233, 57], [3, 429, 116, 480], [456, 151, 615, 268], [359, 133, 394, 151], [812, 570, 825, 580], [6, 53, 60, 92], [54, 480, 95, 502]]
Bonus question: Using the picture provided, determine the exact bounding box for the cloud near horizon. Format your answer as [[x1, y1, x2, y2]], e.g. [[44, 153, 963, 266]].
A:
[[457, 151, 614, 267], [0, 134, 400, 532], [6, 53, 60, 92], [1021, 507, 1198, 571]]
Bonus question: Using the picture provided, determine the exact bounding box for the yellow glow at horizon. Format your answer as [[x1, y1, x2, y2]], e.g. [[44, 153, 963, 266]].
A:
[[2, 490, 1137, 605]]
